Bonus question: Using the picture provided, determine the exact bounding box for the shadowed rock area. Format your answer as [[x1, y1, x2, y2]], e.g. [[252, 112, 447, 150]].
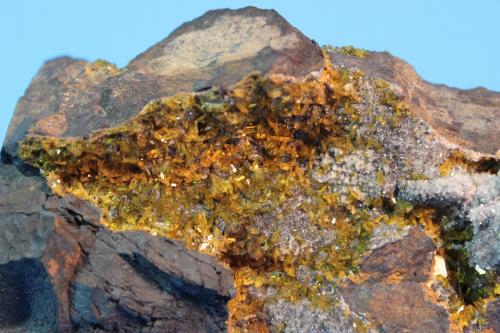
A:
[[0, 164, 234, 332], [2, 6, 499, 333]]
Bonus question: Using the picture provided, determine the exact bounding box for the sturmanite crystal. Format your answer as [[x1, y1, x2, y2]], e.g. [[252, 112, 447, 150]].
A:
[[3, 6, 499, 333]]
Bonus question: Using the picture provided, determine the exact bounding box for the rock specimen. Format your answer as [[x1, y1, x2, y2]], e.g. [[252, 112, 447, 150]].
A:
[[0, 164, 234, 333], [2, 6, 499, 333]]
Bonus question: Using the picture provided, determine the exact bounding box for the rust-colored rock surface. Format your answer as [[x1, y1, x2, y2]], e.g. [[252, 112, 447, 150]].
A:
[[0, 164, 234, 332], [359, 227, 436, 281], [342, 228, 449, 333], [329, 50, 500, 155]]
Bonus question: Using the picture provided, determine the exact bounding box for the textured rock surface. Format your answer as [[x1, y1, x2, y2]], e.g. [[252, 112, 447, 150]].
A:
[[343, 228, 449, 333], [2, 7, 322, 164], [2, 6, 499, 333], [329, 49, 500, 155], [0, 164, 234, 332]]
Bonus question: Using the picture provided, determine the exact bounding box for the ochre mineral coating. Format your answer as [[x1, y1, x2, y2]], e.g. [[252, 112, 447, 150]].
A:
[[19, 55, 495, 331]]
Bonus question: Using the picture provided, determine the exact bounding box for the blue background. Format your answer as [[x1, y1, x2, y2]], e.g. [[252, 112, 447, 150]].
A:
[[1, 0, 499, 146]]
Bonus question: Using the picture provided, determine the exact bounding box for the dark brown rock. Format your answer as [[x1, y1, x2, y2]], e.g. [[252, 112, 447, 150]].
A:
[[0, 163, 46, 214], [342, 227, 449, 333], [0, 164, 234, 332], [329, 50, 500, 155], [360, 227, 435, 282], [70, 232, 233, 333], [343, 280, 449, 333]]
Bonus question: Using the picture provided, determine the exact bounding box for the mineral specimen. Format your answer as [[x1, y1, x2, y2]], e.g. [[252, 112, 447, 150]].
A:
[[2, 6, 499, 333]]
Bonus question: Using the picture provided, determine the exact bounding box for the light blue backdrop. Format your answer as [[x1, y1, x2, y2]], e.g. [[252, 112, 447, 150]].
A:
[[1, 0, 499, 146]]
